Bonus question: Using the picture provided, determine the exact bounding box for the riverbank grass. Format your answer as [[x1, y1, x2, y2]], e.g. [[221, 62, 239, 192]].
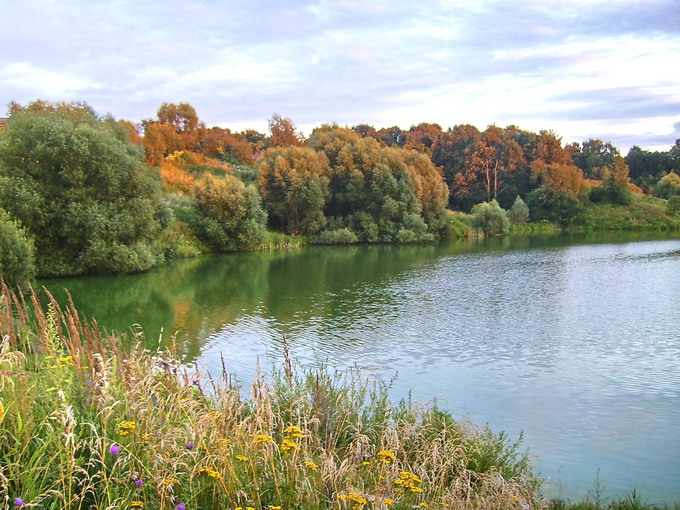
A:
[[1, 284, 540, 510]]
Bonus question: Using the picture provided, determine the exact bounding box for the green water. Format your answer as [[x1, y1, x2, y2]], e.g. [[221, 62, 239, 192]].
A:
[[41, 231, 680, 502]]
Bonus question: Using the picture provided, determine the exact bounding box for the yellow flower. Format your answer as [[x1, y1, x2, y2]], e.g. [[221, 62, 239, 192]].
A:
[[236, 455, 249, 462], [254, 433, 274, 445], [376, 450, 396, 464], [361, 461, 371, 466], [162, 477, 179, 486], [304, 461, 319, 471], [270, 506, 282, 510], [280, 438, 301, 453], [130, 502, 144, 508], [284, 425, 304, 438], [58, 355, 73, 364], [419, 504, 429, 508], [195, 466, 223, 480], [513, 496, 520, 502], [140, 433, 152, 441], [0, 400, 4, 422], [347, 492, 368, 505], [399, 471, 423, 483], [384, 499, 395, 506], [117, 421, 136, 436]]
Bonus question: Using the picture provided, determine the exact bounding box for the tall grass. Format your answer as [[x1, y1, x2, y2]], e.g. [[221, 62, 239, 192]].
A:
[[3, 284, 675, 510], [0, 283, 543, 509]]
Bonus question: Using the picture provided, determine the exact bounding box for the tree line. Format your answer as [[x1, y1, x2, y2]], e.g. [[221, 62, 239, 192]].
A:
[[1, 100, 679, 287]]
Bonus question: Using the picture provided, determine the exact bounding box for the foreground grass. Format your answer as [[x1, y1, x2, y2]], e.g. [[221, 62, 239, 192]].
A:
[[1, 284, 540, 510], [0, 284, 677, 510]]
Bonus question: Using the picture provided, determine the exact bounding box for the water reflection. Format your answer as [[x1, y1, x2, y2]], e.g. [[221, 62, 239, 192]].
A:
[[40, 232, 680, 502]]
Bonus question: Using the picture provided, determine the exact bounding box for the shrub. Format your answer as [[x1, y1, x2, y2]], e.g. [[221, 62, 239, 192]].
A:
[[314, 227, 359, 244], [526, 187, 585, 227], [653, 172, 680, 199], [0, 209, 36, 290], [0, 104, 167, 276], [508, 195, 530, 224], [193, 173, 268, 251], [667, 195, 680, 217], [471, 199, 510, 235]]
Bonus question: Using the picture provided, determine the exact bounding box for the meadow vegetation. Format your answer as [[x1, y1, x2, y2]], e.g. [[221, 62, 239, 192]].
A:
[[0, 283, 542, 510]]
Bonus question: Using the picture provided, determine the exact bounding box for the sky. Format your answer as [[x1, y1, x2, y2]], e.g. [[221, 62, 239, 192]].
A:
[[1, 0, 679, 152]]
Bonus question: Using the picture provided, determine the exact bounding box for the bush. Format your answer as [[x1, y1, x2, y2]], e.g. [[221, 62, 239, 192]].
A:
[[0, 209, 36, 290], [193, 174, 268, 251], [0, 104, 167, 276], [314, 227, 359, 244], [653, 172, 680, 199], [471, 199, 510, 235], [526, 187, 585, 227], [667, 195, 680, 217], [508, 195, 530, 224]]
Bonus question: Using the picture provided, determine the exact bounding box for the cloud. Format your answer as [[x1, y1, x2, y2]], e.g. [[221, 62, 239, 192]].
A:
[[1, 0, 678, 150]]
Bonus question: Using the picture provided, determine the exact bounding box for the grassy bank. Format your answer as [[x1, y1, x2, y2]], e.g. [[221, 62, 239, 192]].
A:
[[579, 195, 680, 231], [2, 284, 678, 510], [1, 284, 539, 510]]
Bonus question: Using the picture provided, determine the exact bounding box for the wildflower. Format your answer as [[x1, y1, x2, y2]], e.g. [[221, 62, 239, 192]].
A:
[[135, 479, 143, 487], [270, 506, 282, 510], [58, 355, 73, 364], [0, 400, 4, 422], [347, 492, 368, 505], [361, 461, 370, 466], [280, 438, 301, 453], [195, 466, 223, 480], [419, 504, 429, 508], [130, 502, 144, 508], [109, 444, 121, 455], [254, 433, 274, 445], [186, 443, 194, 450], [175, 505, 186, 510], [236, 455, 249, 462], [141, 433, 152, 441], [283, 425, 303, 438], [118, 421, 136, 436], [13, 498, 24, 507], [376, 450, 396, 464], [384, 499, 395, 506], [304, 461, 319, 471], [162, 477, 179, 486]]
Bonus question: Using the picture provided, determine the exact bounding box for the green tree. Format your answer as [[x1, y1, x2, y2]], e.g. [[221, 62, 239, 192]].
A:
[[597, 156, 632, 205], [471, 200, 510, 235], [0, 208, 36, 291], [258, 146, 330, 235], [571, 138, 620, 179], [526, 187, 585, 227], [193, 174, 268, 251], [667, 195, 680, 216], [507, 196, 529, 225], [652, 172, 680, 199], [0, 104, 167, 276]]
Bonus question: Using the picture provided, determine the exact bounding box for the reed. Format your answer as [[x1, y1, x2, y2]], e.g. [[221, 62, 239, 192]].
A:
[[0, 283, 550, 510]]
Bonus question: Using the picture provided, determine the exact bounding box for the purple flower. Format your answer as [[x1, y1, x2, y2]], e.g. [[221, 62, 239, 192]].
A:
[[175, 504, 186, 510], [185, 443, 194, 450], [109, 444, 121, 455], [14, 498, 24, 507], [135, 479, 143, 487]]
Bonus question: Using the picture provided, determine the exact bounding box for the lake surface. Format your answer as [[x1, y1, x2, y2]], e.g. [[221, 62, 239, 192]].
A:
[[41, 232, 680, 502]]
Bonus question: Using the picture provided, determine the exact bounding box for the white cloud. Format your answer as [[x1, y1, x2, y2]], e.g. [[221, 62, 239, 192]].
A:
[[2, 62, 99, 96]]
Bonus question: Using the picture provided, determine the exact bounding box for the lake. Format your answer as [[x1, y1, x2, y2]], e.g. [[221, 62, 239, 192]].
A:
[[41, 232, 680, 502]]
